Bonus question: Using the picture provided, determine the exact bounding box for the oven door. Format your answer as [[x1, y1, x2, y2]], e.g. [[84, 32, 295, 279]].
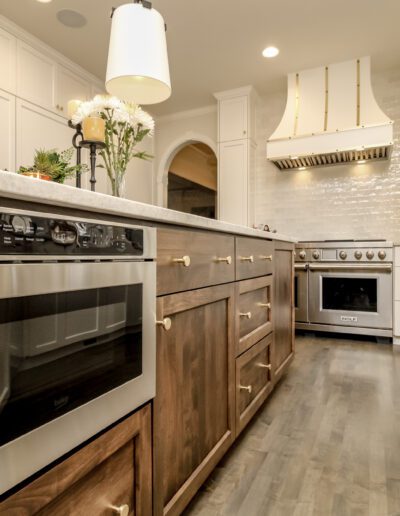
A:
[[295, 264, 309, 322], [308, 263, 392, 330], [0, 260, 155, 495]]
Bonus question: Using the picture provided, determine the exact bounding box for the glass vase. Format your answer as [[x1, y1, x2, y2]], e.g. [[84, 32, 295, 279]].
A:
[[111, 171, 126, 198]]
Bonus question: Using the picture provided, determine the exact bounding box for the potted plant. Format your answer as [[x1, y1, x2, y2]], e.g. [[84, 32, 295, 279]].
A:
[[18, 148, 87, 183], [72, 95, 154, 197]]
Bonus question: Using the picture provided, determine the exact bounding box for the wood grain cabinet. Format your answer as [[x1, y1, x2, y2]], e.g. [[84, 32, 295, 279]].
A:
[[0, 404, 152, 516], [236, 334, 273, 435], [154, 283, 236, 516], [273, 241, 295, 381], [236, 237, 274, 280]]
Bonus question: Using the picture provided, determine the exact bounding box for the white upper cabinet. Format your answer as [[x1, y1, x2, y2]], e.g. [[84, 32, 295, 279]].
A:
[[218, 95, 248, 142], [0, 89, 16, 172], [0, 28, 16, 94], [55, 64, 91, 118], [17, 41, 56, 112]]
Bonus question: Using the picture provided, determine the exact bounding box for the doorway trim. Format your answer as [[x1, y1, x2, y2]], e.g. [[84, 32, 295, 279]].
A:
[[156, 132, 217, 208]]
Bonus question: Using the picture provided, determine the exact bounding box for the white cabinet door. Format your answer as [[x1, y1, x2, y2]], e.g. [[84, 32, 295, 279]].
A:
[[0, 89, 16, 172], [218, 140, 248, 225], [0, 27, 16, 95], [17, 41, 56, 112], [219, 96, 248, 142], [55, 64, 91, 118]]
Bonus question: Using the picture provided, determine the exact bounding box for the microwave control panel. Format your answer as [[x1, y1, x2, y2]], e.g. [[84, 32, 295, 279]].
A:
[[0, 212, 144, 256]]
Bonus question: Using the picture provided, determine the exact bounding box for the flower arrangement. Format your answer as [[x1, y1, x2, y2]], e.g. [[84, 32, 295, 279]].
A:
[[72, 95, 154, 197], [18, 148, 87, 183]]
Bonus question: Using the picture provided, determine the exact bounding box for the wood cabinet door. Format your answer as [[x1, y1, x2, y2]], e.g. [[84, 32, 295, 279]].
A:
[[218, 140, 248, 226], [219, 95, 248, 142], [0, 27, 16, 95], [273, 243, 295, 380], [17, 41, 56, 112], [0, 404, 152, 516], [55, 64, 91, 117], [0, 89, 15, 172], [154, 283, 236, 516]]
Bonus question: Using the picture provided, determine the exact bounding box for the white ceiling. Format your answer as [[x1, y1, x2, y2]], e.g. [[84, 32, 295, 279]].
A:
[[1, 0, 400, 115]]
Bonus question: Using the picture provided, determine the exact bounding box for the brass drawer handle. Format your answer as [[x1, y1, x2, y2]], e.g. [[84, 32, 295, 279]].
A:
[[216, 256, 232, 265], [240, 255, 254, 263], [260, 255, 273, 261], [172, 255, 191, 267], [239, 384, 252, 394], [240, 311, 252, 319], [156, 317, 172, 331], [259, 302, 271, 309], [258, 363, 272, 370], [112, 505, 130, 516]]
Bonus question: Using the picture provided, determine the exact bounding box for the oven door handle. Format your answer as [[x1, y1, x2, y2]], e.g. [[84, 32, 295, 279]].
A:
[[309, 263, 392, 272], [295, 264, 308, 270]]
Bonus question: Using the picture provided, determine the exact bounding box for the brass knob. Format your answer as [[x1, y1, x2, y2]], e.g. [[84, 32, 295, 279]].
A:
[[240, 384, 252, 393], [259, 302, 271, 309], [240, 311, 252, 319], [260, 255, 273, 261], [172, 255, 191, 267], [216, 256, 232, 264], [112, 505, 129, 516], [156, 318, 172, 331], [240, 255, 254, 263], [258, 363, 272, 370]]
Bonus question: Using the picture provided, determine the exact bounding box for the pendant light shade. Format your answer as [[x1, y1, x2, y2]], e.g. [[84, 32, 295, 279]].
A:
[[106, 2, 171, 104]]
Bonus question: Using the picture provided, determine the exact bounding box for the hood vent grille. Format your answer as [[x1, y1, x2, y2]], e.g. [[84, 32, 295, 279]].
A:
[[267, 57, 393, 171], [273, 145, 391, 170]]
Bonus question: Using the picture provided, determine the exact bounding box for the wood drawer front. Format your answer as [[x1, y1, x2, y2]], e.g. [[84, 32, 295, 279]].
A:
[[236, 334, 273, 435], [237, 276, 273, 356], [157, 228, 235, 295], [236, 237, 274, 280]]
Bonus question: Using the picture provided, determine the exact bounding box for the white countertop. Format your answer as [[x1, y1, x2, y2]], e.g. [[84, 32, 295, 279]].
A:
[[0, 171, 297, 242]]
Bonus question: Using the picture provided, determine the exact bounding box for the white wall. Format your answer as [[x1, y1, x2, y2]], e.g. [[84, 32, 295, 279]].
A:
[[255, 67, 400, 241]]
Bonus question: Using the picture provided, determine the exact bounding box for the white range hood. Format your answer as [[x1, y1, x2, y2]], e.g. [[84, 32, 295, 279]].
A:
[[266, 57, 393, 170]]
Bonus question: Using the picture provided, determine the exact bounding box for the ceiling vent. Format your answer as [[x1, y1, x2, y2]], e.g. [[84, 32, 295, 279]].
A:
[[266, 57, 393, 170]]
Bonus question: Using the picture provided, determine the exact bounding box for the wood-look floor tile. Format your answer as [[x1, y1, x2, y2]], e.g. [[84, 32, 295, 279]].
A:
[[184, 335, 400, 516]]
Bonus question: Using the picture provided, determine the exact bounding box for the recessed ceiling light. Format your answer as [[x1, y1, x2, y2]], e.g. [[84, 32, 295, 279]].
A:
[[357, 160, 366, 164], [262, 46, 279, 58], [298, 166, 306, 171], [57, 9, 87, 28], [37, 0, 53, 3]]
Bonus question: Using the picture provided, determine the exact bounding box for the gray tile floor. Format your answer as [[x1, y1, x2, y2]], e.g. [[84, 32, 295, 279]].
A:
[[184, 334, 400, 516]]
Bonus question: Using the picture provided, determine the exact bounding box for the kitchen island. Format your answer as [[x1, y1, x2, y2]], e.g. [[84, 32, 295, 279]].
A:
[[0, 171, 296, 516]]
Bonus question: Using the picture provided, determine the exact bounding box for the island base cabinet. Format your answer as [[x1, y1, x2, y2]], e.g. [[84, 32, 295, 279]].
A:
[[0, 404, 152, 516], [154, 284, 236, 516]]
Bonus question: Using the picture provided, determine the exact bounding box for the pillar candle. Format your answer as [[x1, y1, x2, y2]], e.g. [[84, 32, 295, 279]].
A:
[[82, 116, 105, 142]]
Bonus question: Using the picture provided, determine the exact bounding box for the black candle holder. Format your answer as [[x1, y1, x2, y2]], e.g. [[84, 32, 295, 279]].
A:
[[68, 120, 106, 191]]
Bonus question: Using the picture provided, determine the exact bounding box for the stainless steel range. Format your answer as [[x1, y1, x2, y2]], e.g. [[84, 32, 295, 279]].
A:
[[295, 240, 393, 338]]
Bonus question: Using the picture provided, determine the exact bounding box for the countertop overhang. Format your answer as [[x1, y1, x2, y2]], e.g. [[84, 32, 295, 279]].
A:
[[0, 171, 297, 242]]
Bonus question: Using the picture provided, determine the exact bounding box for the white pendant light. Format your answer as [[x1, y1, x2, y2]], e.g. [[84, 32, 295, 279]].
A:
[[106, 1, 171, 104]]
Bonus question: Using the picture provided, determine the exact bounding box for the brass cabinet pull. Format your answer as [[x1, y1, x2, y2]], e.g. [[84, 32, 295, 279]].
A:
[[258, 363, 272, 370], [156, 317, 172, 331], [111, 505, 130, 516], [259, 302, 271, 309], [260, 255, 273, 261], [240, 311, 252, 319], [240, 384, 252, 393], [172, 255, 191, 267], [240, 255, 254, 263], [215, 256, 232, 265]]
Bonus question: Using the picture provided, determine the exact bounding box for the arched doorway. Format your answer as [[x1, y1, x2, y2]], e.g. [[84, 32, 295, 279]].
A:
[[167, 142, 217, 219]]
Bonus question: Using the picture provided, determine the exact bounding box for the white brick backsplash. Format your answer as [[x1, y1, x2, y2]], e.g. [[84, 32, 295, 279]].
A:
[[255, 68, 400, 242]]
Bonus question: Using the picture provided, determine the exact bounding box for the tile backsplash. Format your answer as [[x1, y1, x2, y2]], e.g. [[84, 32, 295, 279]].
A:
[[255, 67, 400, 242]]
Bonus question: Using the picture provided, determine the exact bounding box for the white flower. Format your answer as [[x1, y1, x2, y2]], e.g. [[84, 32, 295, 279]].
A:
[[72, 100, 95, 125]]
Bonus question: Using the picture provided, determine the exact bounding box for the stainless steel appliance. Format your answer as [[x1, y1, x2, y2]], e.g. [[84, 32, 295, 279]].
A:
[[295, 240, 393, 337], [0, 208, 156, 496]]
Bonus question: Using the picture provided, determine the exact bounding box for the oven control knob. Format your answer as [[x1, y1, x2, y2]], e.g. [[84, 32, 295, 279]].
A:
[[339, 251, 347, 260], [354, 250, 362, 260], [312, 250, 320, 260], [378, 250, 387, 260], [298, 250, 306, 260], [366, 250, 374, 260]]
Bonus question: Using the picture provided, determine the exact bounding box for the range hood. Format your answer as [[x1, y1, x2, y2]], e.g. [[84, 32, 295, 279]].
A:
[[266, 57, 393, 170]]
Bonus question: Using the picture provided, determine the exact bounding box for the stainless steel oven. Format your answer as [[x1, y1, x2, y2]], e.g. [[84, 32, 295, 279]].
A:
[[295, 264, 308, 322], [0, 208, 156, 496]]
